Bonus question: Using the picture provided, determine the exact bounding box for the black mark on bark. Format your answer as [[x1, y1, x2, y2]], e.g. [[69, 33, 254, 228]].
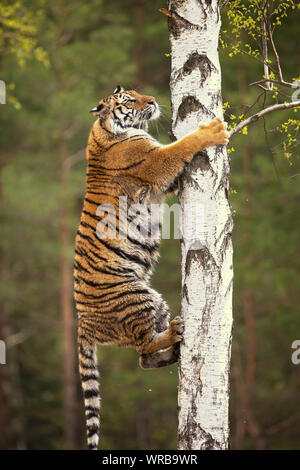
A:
[[182, 52, 217, 86], [185, 248, 209, 278], [168, 129, 177, 142], [169, 0, 186, 7], [168, 8, 203, 39], [177, 96, 201, 121], [182, 283, 190, 305], [176, 96, 213, 126], [185, 246, 218, 278], [225, 186, 229, 201], [192, 151, 210, 172], [203, 0, 214, 15], [181, 150, 215, 192], [178, 393, 223, 449], [213, 90, 223, 108]]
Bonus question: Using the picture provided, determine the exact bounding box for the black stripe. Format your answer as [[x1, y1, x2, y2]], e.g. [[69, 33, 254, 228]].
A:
[[79, 345, 93, 359], [84, 196, 100, 206], [84, 389, 99, 399], [85, 288, 150, 305], [88, 150, 99, 158], [86, 190, 119, 199], [82, 209, 103, 221], [74, 259, 90, 274], [87, 159, 146, 171], [76, 245, 107, 263], [80, 220, 97, 232], [81, 374, 98, 382], [84, 257, 128, 278], [146, 147, 158, 153], [86, 405, 99, 413], [86, 412, 98, 420], [80, 363, 97, 371], [76, 286, 150, 305], [105, 135, 146, 151], [76, 230, 110, 261], [75, 282, 132, 300], [87, 424, 99, 437], [91, 130, 106, 151], [122, 306, 153, 323], [97, 238, 150, 269], [129, 315, 155, 332], [75, 275, 107, 289], [135, 325, 153, 346], [78, 298, 150, 315], [104, 264, 136, 276]]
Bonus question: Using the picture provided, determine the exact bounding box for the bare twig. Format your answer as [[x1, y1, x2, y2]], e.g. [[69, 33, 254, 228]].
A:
[[250, 78, 294, 89], [5, 328, 37, 348], [261, 15, 272, 90], [262, 115, 280, 181], [158, 8, 172, 18], [265, 11, 284, 81], [64, 148, 85, 170], [229, 100, 300, 137], [222, 32, 277, 74], [266, 411, 300, 436], [242, 90, 267, 119]]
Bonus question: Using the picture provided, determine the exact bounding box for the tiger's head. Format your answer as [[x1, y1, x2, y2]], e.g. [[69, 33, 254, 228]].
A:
[[90, 86, 160, 134]]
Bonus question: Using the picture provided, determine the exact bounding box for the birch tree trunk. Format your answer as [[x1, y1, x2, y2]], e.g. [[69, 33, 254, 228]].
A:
[[167, 0, 233, 449]]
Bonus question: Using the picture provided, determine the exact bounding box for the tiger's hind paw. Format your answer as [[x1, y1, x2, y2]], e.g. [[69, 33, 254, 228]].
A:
[[170, 316, 184, 342]]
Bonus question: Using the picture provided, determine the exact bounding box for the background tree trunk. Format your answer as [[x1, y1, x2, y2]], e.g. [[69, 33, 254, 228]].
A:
[[59, 129, 77, 449], [0, 52, 8, 449], [133, 0, 146, 90], [0, 160, 8, 449], [167, 0, 233, 449]]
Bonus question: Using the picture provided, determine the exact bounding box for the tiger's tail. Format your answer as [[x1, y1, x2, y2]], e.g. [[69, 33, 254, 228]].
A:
[[78, 337, 100, 450]]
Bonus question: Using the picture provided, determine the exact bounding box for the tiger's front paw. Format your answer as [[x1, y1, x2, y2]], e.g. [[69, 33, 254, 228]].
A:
[[198, 118, 229, 146]]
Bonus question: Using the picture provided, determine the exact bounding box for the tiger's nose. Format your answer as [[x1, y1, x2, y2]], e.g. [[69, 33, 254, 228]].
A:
[[147, 97, 156, 105]]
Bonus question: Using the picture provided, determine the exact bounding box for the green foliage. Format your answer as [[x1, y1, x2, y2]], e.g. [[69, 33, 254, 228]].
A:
[[0, 0, 49, 67], [222, 0, 299, 58], [278, 117, 300, 164], [221, 0, 300, 163]]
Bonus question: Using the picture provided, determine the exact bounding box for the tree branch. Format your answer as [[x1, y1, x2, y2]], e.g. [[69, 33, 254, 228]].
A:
[[229, 101, 300, 137], [250, 78, 294, 89], [158, 8, 172, 18], [265, 11, 284, 81], [261, 15, 272, 90]]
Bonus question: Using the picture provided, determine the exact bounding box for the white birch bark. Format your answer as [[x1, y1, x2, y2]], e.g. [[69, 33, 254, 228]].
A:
[[167, 0, 233, 449]]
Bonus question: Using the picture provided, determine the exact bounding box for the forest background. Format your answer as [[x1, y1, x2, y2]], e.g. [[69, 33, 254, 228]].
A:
[[0, 0, 299, 450]]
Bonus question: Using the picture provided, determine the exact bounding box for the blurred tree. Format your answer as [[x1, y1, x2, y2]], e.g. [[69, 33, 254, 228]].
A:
[[0, 0, 48, 449]]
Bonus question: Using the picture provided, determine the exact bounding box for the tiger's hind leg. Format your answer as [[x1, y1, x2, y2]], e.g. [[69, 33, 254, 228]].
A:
[[135, 314, 184, 354], [139, 342, 180, 369], [138, 297, 182, 369]]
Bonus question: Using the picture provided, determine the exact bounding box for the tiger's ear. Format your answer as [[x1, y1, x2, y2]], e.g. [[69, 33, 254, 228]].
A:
[[113, 85, 124, 94], [90, 103, 104, 116]]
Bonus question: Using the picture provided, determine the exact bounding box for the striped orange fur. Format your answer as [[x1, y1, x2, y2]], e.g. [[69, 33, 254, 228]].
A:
[[74, 86, 229, 449]]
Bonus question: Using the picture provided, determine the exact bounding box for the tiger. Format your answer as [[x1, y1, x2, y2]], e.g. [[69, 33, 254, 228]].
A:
[[74, 85, 229, 450]]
